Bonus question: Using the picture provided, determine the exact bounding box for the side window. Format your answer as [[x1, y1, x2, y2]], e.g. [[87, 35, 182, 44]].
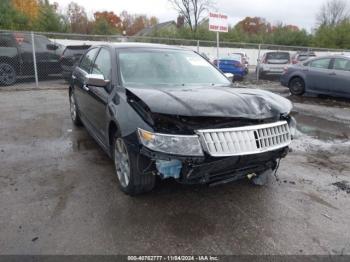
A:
[[333, 58, 350, 71], [79, 48, 99, 73], [310, 58, 331, 69], [92, 48, 112, 80], [0, 34, 15, 47], [35, 36, 51, 50]]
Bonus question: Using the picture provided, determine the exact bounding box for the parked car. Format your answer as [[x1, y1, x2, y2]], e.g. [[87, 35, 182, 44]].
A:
[[291, 51, 316, 64], [213, 54, 247, 80], [0, 32, 63, 86], [257, 52, 291, 78], [232, 52, 249, 74], [281, 55, 350, 98], [60, 45, 91, 82], [69, 43, 295, 195]]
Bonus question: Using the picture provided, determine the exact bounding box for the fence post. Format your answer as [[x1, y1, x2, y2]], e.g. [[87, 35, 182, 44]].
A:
[[31, 32, 39, 88], [257, 44, 261, 82], [197, 40, 200, 53]]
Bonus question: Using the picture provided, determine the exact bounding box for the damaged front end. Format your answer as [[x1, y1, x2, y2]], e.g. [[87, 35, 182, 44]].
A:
[[125, 87, 295, 185], [129, 115, 293, 186]]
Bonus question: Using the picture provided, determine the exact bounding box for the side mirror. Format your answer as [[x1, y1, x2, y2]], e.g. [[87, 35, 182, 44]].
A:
[[224, 73, 234, 82], [47, 44, 59, 50], [85, 74, 110, 87]]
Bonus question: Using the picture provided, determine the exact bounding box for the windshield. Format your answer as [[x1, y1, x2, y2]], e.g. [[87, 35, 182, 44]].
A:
[[118, 49, 230, 87]]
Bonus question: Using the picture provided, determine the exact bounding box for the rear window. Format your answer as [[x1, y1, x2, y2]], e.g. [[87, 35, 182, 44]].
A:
[[298, 54, 316, 61], [266, 52, 290, 60], [63, 46, 90, 57]]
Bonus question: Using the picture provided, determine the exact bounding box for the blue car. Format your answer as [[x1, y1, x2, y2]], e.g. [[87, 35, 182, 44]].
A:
[[214, 55, 246, 80]]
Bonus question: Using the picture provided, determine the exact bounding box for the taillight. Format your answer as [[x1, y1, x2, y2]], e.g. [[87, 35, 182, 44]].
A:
[[233, 61, 242, 67]]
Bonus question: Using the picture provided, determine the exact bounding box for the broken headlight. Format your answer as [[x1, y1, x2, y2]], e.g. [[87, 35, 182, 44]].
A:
[[138, 128, 204, 156]]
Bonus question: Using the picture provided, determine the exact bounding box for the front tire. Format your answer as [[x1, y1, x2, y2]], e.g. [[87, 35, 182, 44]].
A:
[[0, 63, 17, 86], [289, 77, 305, 96], [113, 135, 156, 195]]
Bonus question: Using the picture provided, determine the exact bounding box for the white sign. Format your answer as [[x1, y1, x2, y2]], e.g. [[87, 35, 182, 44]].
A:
[[209, 12, 228, 33]]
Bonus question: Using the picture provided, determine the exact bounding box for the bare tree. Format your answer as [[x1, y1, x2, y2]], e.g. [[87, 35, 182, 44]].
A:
[[316, 0, 349, 26], [168, 0, 214, 32]]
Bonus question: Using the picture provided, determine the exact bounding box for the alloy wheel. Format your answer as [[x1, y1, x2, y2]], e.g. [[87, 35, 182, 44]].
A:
[[0, 64, 16, 85], [290, 79, 304, 94], [114, 138, 130, 188]]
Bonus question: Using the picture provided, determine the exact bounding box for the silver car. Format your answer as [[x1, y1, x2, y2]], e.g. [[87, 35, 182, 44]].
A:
[[280, 55, 350, 97], [257, 52, 291, 78]]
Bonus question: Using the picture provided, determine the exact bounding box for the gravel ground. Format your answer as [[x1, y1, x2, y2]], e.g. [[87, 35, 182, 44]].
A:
[[0, 79, 350, 255]]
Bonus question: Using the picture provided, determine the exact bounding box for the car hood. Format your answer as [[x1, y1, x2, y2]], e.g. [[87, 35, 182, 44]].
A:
[[125, 86, 292, 119]]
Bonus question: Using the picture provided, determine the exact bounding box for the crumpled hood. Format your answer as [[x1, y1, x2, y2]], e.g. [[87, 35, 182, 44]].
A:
[[126, 86, 292, 119]]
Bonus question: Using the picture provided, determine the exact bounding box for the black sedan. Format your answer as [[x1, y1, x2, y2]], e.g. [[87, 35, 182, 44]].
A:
[[281, 55, 350, 98], [69, 43, 295, 195]]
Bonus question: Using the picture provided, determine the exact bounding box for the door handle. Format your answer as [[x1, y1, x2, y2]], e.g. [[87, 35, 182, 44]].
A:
[[82, 84, 89, 91]]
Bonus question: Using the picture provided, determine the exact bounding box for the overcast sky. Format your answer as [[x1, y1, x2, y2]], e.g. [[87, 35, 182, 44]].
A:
[[55, 0, 327, 32]]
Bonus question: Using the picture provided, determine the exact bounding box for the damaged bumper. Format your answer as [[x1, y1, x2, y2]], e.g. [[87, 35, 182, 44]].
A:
[[140, 145, 289, 185]]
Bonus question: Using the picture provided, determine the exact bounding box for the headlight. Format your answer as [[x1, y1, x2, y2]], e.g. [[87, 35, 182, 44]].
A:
[[138, 128, 204, 156]]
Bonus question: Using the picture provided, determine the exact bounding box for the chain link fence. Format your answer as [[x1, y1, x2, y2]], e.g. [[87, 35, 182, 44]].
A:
[[1, 30, 349, 88]]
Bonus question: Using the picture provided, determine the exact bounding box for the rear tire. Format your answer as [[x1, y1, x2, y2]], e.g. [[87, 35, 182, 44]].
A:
[[112, 134, 156, 196], [69, 90, 82, 126], [0, 63, 17, 86], [289, 77, 305, 96]]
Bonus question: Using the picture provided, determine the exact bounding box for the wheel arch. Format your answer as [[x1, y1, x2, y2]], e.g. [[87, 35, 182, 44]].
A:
[[108, 120, 121, 148]]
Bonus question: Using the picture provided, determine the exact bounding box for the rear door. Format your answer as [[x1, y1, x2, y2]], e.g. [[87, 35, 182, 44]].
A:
[[72, 47, 100, 123], [306, 58, 332, 93], [330, 58, 350, 95], [34, 35, 61, 74]]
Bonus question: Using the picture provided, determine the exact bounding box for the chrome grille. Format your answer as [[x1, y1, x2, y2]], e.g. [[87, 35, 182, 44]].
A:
[[197, 121, 291, 157]]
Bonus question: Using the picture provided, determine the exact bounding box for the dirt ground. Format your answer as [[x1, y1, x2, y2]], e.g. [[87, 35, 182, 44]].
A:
[[0, 78, 350, 255]]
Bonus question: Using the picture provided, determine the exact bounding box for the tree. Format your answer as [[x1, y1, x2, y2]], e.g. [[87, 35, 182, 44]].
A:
[[92, 11, 121, 35], [66, 2, 90, 33], [12, 0, 39, 23], [316, 0, 349, 27], [168, 0, 213, 32], [94, 11, 121, 28], [0, 0, 30, 30], [235, 17, 271, 35], [36, 0, 66, 32]]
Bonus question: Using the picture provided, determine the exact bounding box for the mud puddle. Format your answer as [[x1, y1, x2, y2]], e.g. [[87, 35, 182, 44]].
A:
[[332, 181, 350, 194]]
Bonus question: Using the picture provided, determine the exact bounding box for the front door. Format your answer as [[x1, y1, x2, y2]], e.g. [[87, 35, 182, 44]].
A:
[[72, 47, 100, 124], [306, 58, 332, 94], [330, 58, 350, 95], [83, 47, 112, 140]]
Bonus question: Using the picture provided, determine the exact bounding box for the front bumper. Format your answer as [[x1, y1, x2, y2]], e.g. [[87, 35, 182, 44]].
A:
[[140, 145, 289, 185]]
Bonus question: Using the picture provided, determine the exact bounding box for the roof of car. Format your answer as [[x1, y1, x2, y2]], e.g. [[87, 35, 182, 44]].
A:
[[102, 42, 186, 50]]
